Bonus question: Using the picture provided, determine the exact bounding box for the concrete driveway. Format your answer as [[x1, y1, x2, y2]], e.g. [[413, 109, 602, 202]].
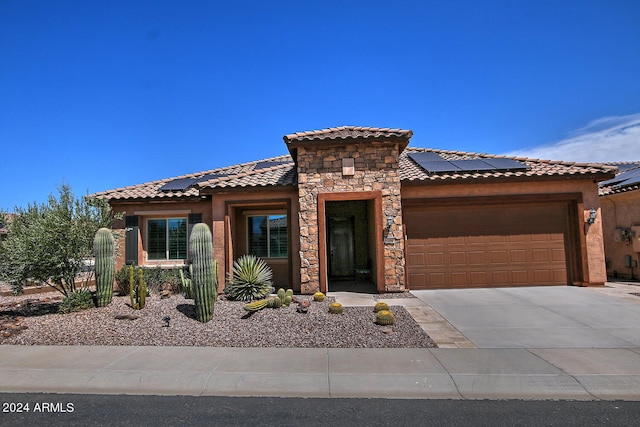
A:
[[411, 286, 640, 349]]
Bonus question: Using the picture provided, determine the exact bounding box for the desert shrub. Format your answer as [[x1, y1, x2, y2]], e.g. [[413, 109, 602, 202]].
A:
[[115, 265, 132, 295], [58, 289, 95, 313], [143, 266, 181, 294], [114, 265, 181, 295], [224, 254, 273, 302]]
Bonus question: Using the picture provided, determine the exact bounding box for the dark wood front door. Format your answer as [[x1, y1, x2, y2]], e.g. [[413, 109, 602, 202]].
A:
[[329, 216, 355, 277]]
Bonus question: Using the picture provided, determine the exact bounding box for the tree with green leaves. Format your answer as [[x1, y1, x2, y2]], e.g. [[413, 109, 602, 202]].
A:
[[0, 183, 120, 296]]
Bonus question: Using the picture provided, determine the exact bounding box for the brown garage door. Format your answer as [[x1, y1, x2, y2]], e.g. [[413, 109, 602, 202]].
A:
[[405, 203, 568, 289]]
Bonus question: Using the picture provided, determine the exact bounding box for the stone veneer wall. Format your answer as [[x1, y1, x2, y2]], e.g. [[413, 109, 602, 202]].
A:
[[296, 142, 406, 293]]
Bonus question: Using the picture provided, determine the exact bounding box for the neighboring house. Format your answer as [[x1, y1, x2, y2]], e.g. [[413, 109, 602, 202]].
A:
[[599, 162, 640, 280], [94, 126, 615, 294]]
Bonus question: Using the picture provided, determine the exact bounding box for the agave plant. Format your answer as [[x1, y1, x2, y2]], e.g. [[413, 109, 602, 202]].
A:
[[224, 254, 273, 301]]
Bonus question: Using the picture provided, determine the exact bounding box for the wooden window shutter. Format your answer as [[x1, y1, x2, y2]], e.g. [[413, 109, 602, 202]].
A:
[[125, 215, 139, 265], [187, 213, 203, 261]]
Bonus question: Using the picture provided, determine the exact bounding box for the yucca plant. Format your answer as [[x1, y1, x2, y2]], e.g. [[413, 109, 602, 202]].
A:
[[224, 254, 273, 302]]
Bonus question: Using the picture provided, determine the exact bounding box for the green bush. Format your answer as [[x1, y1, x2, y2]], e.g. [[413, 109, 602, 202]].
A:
[[223, 255, 273, 302], [115, 265, 181, 296], [58, 289, 95, 314], [115, 265, 132, 295], [143, 266, 181, 294]]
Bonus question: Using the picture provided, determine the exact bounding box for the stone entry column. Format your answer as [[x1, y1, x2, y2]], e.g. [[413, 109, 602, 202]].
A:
[[295, 143, 406, 293]]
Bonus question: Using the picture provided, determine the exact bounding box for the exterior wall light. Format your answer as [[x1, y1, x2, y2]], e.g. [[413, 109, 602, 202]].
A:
[[386, 216, 394, 230], [587, 208, 598, 225]]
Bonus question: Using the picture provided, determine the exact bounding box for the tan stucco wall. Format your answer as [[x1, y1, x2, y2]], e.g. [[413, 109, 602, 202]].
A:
[[111, 200, 213, 272], [209, 188, 300, 292], [402, 178, 608, 286], [600, 190, 640, 280]]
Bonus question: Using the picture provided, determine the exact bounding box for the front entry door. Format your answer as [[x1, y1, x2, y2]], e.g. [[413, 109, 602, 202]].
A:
[[329, 216, 355, 277]]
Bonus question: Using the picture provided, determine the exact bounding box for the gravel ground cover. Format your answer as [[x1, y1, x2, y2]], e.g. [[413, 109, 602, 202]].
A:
[[0, 292, 436, 348]]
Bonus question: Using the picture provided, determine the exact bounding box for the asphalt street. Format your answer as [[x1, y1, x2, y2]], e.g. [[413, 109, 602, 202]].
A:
[[1, 393, 640, 427]]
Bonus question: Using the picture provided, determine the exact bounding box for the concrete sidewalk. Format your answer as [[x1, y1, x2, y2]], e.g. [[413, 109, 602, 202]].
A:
[[1, 345, 640, 400], [1, 284, 640, 400]]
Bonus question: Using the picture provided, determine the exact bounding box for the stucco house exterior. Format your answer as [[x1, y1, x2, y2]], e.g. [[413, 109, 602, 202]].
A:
[[599, 162, 640, 280], [94, 126, 615, 294]]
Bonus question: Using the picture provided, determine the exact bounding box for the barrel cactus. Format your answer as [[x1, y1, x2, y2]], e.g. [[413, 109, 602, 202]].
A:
[[271, 296, 283, 308], [190, 223, 218, 323], [328, 302, 343, 314], [375, 309, 396, 326], [373, 301, 390, 313], [93, 228, 115, 307], [313, 292, 325, 302]]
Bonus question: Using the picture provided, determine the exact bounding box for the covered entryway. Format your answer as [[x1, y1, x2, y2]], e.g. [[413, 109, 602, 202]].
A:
[[405, 202, 573, 289], [324, 200, 376, 292]]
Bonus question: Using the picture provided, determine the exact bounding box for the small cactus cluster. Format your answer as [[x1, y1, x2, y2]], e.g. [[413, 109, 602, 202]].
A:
[[129, 265, 147, 310], [373, 301, 389, 312], [243, 288, 293, 312], [328, 302, 343, 314], [375, 309, 396, 326], [313, 292, 325, 302], [93, 228, 115, 307]]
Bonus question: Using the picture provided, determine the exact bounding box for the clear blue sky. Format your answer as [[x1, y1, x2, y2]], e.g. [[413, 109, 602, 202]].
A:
[[2, 0, 640, 211]]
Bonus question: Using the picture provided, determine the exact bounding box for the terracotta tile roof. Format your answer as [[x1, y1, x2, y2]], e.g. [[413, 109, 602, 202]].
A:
[[92, 128, 617, 202], [283, 126, 413, 143], [401, 147, 617, 184], [92, 155, 296, 201], [599, 162, 640, 196]]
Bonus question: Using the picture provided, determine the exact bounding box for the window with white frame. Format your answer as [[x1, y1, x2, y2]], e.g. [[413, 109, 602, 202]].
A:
[[147, 218, 188, 260], [247, 214, 287, 258]]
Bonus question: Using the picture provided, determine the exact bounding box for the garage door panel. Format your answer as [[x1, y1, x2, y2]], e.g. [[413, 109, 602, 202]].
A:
[[429, 273, 446, 286], [449, 252, 466, 265], [408, 253, 425, 267], [469, 271, 488, 285], [492, 270, 509, 284], [491, 250, 508, 263], [409, 273, 426, 287], [427, 252, 445, 266], [451, 273, 467, 286], [405, 204, 568, 290], [509, 249, 527, 263], [532, 248, 551, 263], [552, 248, 565, 262], [511, 270, 529, 284], [468, 251, 486, 265]]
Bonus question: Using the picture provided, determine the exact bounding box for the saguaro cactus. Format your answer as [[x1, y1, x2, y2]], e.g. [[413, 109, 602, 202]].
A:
[[93, 228, 115, 307], [190, 223, 218, 322]]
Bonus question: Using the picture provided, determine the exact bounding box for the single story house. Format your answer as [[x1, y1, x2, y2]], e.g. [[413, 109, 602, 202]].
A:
[[94, 126, 615, 294], [599, 162, 640, 280]]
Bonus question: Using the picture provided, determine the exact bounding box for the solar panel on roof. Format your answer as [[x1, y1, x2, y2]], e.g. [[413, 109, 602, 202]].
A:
[[408, 152, 446, 162], [615, 163, 640, 172], [196, 173, 229, 182], [254, 160, 292, 170], [418, 160, 462, 173], [449, 160, 496, 172], [614, 168, 640, 188], [158, 178, 198, 192], [409, 151, 529, 175], [480, 158, 528, 171]]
